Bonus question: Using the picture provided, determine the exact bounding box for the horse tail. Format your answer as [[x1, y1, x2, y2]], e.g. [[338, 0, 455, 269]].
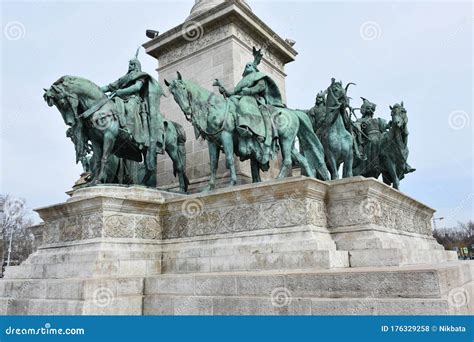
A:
[[171, 121, 190, 192], [295, 110, 330, 181]]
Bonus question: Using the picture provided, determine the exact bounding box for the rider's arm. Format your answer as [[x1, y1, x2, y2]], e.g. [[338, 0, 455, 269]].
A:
[[240, 80, 266, 96], [102, 79, 121, 93], [222, 87, 234, 97], [116, 80, 144, 97], [213, 79, 233, 97]]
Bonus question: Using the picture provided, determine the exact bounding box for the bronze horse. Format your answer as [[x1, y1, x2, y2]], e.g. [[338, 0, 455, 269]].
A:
[[165, 72, 329, 191], [320, 79, 355, 180]]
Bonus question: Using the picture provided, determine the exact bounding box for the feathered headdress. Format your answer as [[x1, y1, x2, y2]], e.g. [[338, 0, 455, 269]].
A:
[[252, 47, 263, 71]]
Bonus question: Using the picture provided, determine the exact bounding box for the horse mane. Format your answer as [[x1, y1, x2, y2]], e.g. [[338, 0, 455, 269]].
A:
[[55, 75, 101, 92]]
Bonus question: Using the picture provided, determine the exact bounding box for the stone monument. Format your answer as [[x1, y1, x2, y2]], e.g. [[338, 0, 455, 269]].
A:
[[0, 0, 472, 316], [0, 177, 471, 315], [143, 0, 297, 191]]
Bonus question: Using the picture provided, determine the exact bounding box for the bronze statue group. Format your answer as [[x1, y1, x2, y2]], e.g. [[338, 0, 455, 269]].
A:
[[44, 47, 414, 193]]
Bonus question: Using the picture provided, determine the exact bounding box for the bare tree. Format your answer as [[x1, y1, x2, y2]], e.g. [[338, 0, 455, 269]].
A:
[[1, 195, 35, 268], [433, 221, 474, 256]]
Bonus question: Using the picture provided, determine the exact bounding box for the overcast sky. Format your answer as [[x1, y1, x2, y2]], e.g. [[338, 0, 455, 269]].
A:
[[1, 0, 472, 227]]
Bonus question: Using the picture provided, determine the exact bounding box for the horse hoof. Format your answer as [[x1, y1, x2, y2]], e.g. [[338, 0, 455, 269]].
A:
[[201, 185, 215, 193]]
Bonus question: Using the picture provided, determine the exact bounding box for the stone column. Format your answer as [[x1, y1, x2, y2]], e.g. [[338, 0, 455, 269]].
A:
[[143, 0, 297, 191]]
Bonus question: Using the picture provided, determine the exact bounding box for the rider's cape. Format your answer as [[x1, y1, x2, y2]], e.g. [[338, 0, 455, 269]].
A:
[[110, 71, 165, 170], [232, 72, 284, 138]]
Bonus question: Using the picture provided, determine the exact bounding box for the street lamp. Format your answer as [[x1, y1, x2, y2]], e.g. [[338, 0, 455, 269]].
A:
[[432, 217, 444, 230]]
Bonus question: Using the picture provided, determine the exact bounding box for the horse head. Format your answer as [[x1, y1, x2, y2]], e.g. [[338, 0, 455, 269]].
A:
[[165, 71, 193, 121], [43, 77, 80, 127], [327, 78, 345, 102], [326, 78, 355, 107], [389, 101, 408, 128]]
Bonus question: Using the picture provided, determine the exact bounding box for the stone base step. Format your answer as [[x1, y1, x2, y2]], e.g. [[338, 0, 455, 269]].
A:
[[0, 296, 143, 315], [349, 249, 458, 267], [0, 298, 84, 315], [144, 261, 474, 315], [26, 249, 162, 265], [3, 259, 161, 279], [162, 250, 349, 273], [159, 227, 347, 273], [144, 295, 459, 315], [1, 262, 472, 315], [0, 276, 145, 315], [0, 277, 144, 300]]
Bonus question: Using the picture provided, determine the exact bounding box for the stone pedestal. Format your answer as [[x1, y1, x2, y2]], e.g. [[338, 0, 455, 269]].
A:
[[0, 186, 182, 315], [326, 178, 458, 267], [143, 0, 297, 191], [0, 178, 471, 315]]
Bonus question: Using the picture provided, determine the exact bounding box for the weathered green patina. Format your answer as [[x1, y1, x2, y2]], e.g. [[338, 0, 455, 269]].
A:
[[352, 97, 389, 177], [303, 91, 327, 140], [352, 101, 415, 189], [166, 50, 330, 190], [319, 78, 355, 180], [45, 42, 414, 192], [44, 54, 189, 192]]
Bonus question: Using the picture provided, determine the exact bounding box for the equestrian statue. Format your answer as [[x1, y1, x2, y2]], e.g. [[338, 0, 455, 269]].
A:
[[352, 100, 415, 189], [43, 49, 189, 192], [165, 47, 330, 191]]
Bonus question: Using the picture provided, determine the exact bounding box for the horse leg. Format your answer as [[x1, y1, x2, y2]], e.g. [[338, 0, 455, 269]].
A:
[[141, 150, 156, 187], [291, 148, 315, 178], [96, 132, 115, 184], [176, 143, 189, 193], [203, 140, 220, 192], [382, 173, 391, 186], [221, 131, 237, 186], [277, 138, 293, 179], [250, 159, 261, 183], [89, 140, 102, 184], [343, 148, 354, 178], [386, 162, 399, 189], [165, 143, 184, 193], [326, 150, 339, 180]]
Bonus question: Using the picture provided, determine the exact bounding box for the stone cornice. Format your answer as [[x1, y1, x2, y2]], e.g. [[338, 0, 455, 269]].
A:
[[143, 0, 297, 67]]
